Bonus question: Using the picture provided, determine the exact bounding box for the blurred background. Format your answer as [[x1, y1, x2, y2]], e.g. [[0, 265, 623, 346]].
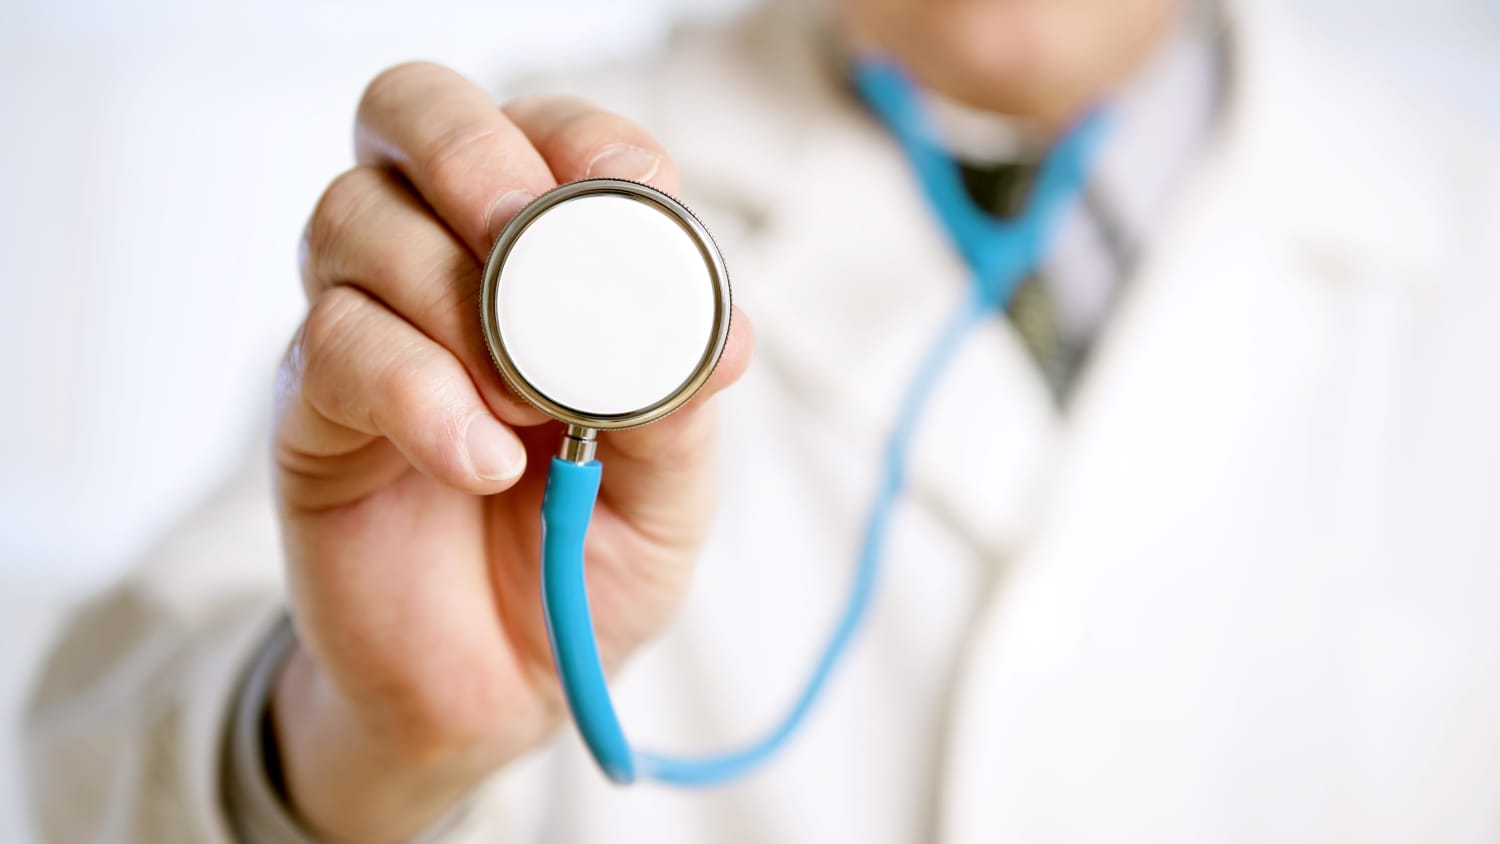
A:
[[0, 0, 1495, 839]]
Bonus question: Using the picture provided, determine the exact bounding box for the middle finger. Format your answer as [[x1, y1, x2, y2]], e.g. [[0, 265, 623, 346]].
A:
[[354, 61, 555, 256]]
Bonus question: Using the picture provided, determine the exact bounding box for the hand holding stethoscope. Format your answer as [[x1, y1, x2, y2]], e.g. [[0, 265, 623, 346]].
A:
[[273, 64, 752, 839], [274, 54, 1101, 840]]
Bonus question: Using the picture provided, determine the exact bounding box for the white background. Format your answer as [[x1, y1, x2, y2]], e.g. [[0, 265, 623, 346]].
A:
[[0, 1, 1496, 839]]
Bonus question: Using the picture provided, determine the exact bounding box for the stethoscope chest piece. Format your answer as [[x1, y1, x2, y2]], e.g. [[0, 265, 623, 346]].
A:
[[478, 178, 734, 785], [480, 178, 732, 444]]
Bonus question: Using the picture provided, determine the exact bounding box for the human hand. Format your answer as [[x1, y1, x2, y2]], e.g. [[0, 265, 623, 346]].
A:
[[270, 61, 752, 843]]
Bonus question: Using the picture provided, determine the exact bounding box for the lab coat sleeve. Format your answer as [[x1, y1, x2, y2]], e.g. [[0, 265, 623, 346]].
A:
[[22, 450, 563, 843], [22, 452, 289, 842], [20, 452, 502, 843], [221, 616, 476, 843]]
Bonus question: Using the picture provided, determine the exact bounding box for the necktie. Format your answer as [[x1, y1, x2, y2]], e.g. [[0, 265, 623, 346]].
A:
[[959, 160, 1087, 404]]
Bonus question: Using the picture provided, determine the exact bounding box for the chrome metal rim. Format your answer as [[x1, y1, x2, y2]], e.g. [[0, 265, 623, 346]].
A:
[[479, 178, 732, 431]]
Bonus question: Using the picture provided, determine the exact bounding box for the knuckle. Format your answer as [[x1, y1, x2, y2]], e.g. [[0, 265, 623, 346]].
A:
[[371, 345, 467, 452], [296, 287, 365, 405], [371, 355, 431, 425], [301, 167, 384, 289], [421, 123, 504, 219], [413, 245, 483, 324], [302, 286, 363, 358]]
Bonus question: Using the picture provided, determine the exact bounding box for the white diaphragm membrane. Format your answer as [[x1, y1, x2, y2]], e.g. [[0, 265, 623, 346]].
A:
[[490, 190, 720, 420]]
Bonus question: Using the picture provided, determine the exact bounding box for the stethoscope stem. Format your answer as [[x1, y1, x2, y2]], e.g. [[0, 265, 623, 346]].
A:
[[559, 424, 599, 464]]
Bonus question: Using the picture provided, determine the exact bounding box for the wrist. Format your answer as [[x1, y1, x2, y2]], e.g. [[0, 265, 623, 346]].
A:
[[269, 642, 500, 844]]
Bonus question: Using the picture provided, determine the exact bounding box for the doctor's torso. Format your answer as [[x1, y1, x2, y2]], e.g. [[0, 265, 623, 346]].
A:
[[461, 2, 1500, 842]]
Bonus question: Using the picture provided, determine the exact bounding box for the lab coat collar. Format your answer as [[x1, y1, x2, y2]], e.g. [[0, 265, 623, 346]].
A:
[[723, 114, 1059, 562]]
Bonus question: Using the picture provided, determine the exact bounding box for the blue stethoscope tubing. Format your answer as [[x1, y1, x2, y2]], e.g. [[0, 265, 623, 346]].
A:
[[539, 56, 1110, 786]]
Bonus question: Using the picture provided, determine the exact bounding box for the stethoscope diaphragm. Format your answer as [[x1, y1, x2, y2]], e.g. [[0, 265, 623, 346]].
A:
[[480, 178, 732, 442]]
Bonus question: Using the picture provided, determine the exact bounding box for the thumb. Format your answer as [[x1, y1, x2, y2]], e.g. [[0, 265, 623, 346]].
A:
[[590, 306, 754, 542]]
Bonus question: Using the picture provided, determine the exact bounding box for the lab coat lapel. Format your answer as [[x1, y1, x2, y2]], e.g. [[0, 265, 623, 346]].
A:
[[725, 78, 1061, 566]]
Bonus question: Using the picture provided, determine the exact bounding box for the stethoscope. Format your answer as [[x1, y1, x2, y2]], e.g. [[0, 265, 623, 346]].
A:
[[478, 56, 1108, 787]]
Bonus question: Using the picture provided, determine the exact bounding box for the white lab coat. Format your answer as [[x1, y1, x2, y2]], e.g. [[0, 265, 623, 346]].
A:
[[25, 1, 1500, 842]]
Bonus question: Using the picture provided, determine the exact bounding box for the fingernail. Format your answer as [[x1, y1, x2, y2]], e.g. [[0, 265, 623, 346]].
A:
[[486, 189, 535, 244], [585, 144, 661, 181], [465, 413, 524, 482]]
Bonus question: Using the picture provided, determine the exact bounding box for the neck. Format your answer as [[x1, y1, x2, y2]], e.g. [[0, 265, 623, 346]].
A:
[[830, 3, 1183, 139]]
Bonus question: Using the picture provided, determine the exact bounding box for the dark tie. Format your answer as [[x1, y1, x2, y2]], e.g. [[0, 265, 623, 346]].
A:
[[958, 160, 1087, 405]]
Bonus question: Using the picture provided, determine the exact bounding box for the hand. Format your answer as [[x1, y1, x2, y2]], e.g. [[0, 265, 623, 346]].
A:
[[270, 61, 753, 843]]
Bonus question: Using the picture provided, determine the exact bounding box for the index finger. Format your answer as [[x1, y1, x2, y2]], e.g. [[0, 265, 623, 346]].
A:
[[354, 61, 555, 256]]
